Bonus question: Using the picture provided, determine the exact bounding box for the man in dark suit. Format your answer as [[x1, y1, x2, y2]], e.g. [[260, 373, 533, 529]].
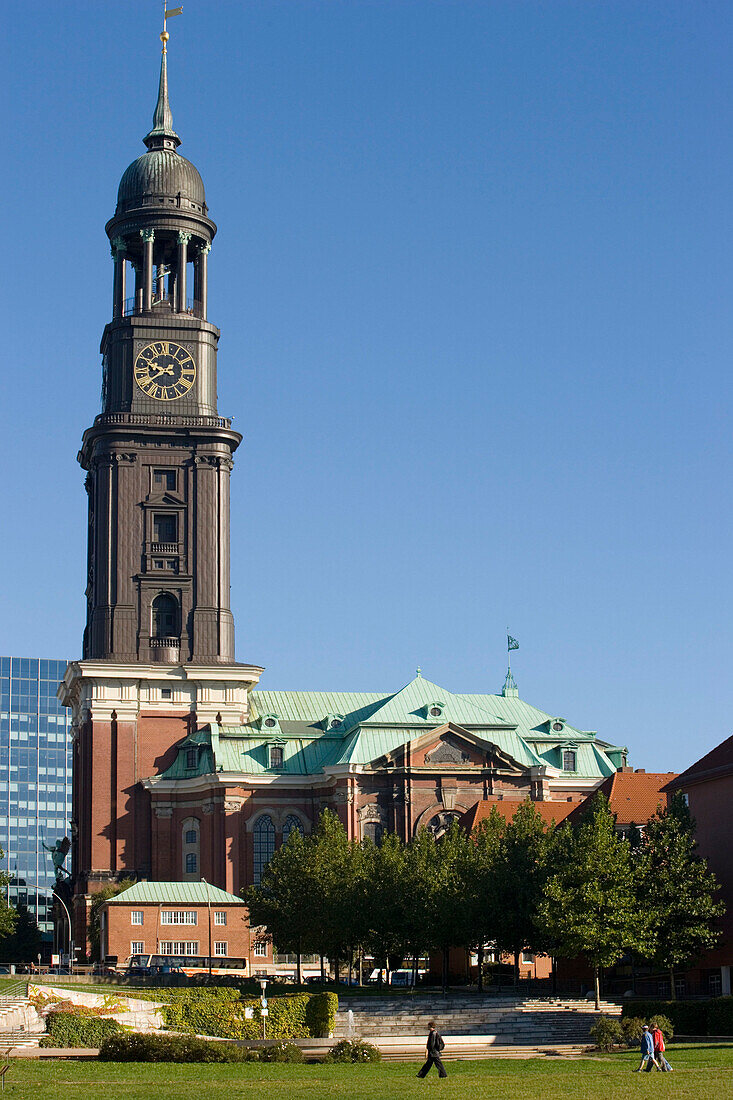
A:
[[417, 1020, 447, 1078]]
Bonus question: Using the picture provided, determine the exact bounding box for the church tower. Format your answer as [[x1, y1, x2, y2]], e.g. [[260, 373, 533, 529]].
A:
[[60, 24, 262, 952]]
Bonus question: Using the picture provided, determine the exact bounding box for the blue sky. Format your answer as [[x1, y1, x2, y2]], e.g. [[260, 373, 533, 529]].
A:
[[1, 1, 732, 772]]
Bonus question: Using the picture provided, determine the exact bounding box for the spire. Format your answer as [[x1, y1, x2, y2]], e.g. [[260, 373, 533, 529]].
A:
[[501, 666, 518, 698], [143, 25, 181, 150]]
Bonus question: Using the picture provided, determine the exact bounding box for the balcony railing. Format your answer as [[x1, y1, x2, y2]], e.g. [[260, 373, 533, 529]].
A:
[[151, 543, 178, 555], [121, 294, 204, 319], [94, 413, 233, 429], [149, 637, 180, 648]]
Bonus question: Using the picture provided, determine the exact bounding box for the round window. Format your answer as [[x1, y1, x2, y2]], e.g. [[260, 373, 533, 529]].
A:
[[552, 721, 564, 732], [264, 717, 277, 728], [429, 706, 442, 717], [330, 718, 341, 729]]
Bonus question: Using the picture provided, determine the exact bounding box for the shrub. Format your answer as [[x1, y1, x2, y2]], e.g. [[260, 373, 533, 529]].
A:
[[42, 1012, 123, 1048], [707, 997, 733, 1036], [325, 1039, 382, 1063], [621, 1017, 645, 1047], [98, 1033, 252, 1062], [258, 1041, 304, 1063], [622, 1000, 706, 1036], [160, 989, 337, 1041], [589, 1016, 623, 1052], [649, 1015, 674, 1042]]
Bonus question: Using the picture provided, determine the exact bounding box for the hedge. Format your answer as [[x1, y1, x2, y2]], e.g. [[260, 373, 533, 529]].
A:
[[161, 990, 338, 1040], [41, 1012, 124, 1048], [98, 1033, 254, 1063], [622, 999, 733, 1036]]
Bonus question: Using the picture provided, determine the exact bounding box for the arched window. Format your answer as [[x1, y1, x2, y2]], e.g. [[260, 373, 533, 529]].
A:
[[282, 814, 304, 846], [253, 815, 276, 885], [152, 593, 178, 638], [182, 817, 200, 880], [426, 811, 461, 840]]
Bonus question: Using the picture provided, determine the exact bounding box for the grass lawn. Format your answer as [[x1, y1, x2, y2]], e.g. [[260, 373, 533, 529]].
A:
[[0, 1045, 730, 1100]]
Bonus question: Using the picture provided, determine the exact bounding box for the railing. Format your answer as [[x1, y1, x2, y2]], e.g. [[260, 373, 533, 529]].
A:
[[121, 295, 203, 318], [149, 637, 180, 649], [151, 543, 178, 555], [94, 413, 233, 429]]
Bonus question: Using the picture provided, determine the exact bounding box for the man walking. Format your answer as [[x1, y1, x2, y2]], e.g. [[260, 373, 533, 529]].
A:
[[635, 1024, 660, 1072], [417, 1020, 447, 1079]]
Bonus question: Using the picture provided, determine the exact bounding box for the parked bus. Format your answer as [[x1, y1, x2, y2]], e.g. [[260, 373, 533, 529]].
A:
[[124, 953, 249, 977]]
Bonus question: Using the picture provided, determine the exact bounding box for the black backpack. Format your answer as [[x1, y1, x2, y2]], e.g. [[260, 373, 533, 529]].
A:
[[435, 1033, 445, 1052]]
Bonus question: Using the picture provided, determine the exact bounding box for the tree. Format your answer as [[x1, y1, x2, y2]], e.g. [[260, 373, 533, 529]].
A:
[[246, 827, 315, 985], [0, 905, 42, 965], [0, 853, 16, 958], [637, 793, 725, 998], [431, 820, 475, 993], [493, 801, 552, 988], [537, 794, 644, 1008], [88, 879, 136, 962], [462, 810, 505, 992], [362, 832, 410, 980]]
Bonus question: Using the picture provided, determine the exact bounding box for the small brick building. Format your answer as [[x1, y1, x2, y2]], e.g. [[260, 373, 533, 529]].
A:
[[100, 880, 261, 971]]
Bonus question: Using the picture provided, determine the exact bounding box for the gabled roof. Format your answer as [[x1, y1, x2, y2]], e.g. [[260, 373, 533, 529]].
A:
[[107, 881, 244, 906], [664, 734, 733, 791], [588, 770, 677, 825], [462, 797, 579, 831]]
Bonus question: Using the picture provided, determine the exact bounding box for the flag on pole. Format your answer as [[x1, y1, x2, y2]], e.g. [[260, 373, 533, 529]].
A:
[[507, 635, 519, 652], [165, 7, 184, 17]]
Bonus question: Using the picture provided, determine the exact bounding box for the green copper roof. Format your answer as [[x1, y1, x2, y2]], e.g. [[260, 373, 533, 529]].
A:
[[108, 881, 243, 906], [157, 674, 626, 783]]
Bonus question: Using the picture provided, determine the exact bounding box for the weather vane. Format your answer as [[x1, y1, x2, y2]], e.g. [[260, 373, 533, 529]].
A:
[[161, 3, 183, 51]]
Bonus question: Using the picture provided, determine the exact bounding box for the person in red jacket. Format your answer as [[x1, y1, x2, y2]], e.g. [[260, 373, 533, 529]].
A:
[[649, 1025, 673, 1072]]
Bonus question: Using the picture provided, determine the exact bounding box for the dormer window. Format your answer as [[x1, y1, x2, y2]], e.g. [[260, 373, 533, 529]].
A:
[[551, 718, 565, 733], [324, 713, 345, 731], [426, 701, 445, 720], [269, 744, 284, 769], [185, 748, 197, 769], [562, 748, 577, 772], [260, 714, 281, 733]]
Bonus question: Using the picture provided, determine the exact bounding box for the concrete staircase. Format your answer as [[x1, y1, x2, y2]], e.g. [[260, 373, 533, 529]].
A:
[[335, 995, 621, 1046], [0, 994, 44, 1050]]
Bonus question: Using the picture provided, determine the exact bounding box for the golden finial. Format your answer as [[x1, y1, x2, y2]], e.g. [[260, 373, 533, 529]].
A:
[[161, 4, 183, 52]]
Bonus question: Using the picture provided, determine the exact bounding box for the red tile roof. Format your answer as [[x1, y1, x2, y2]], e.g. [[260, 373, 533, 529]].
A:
[[462, 772, 678, 834], [462, 797, 579, 831], [583, 771, 677, 826], [664, 734, 733, 791]]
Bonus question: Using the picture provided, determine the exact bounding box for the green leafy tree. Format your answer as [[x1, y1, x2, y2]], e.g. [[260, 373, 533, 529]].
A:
[[537, 794, 644, 1008], [493, 801, 552, 988], [0, 904, 42, 965], [431, 820, 475, 992], [246, 828, 315, 984], [0, 854, 15, 951], [88, 879, 136, 962], [362, 832, 410, 979], [463, 810, 505, 992], [637, 793, 725, 998]]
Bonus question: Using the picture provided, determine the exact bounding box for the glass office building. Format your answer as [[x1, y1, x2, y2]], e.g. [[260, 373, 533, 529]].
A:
[[0, 657, 73, 947]]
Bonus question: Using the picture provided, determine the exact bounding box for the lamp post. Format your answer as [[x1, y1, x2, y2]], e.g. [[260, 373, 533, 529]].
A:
[[24, 881, 73, 972], [259, 977, 268, 1040], [202, 878, 212, 976]]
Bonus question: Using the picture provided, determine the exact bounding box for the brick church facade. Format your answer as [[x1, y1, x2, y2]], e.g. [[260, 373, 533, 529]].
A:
[[60, 24, 630, 959]]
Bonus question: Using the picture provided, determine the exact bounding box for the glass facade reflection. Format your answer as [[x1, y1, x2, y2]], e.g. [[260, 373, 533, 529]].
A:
[[0, 657, 73, 946]]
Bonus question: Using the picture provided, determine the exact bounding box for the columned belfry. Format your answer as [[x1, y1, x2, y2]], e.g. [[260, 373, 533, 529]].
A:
[[60, 24, 263, 951], [86, 32, 237, 665]]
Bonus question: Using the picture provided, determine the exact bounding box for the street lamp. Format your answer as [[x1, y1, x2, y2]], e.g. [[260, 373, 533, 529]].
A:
[[23, 881, 73, 972], [259, 977, 268, 1040]]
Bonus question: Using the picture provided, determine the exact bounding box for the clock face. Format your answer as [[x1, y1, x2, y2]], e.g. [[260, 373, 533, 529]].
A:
[[134, 341, 196, 401]]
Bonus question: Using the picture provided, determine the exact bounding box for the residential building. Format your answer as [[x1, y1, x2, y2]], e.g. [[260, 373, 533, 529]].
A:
[[664, 738, 733, 996]]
